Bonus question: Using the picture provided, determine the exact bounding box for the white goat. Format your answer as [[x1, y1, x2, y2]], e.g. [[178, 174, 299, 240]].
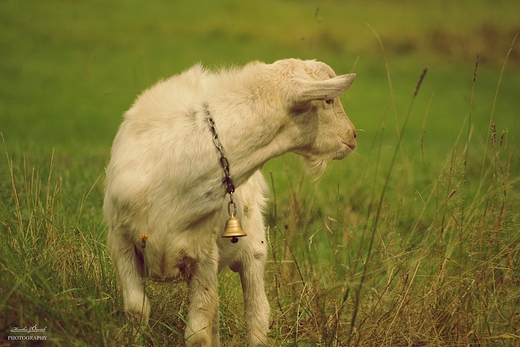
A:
[[104, 58, 357, 347]]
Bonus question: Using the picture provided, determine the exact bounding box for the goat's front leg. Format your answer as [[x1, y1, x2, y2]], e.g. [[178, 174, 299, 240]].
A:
[[236, 241, 270, 346], [185, 248, 219, 347]]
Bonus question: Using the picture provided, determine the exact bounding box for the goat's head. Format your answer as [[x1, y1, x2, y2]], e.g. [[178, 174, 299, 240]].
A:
[[275, 59, 357, 179]]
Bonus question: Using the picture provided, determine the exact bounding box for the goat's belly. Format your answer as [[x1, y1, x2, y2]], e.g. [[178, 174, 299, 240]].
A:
[[145, 251, 197, 282]]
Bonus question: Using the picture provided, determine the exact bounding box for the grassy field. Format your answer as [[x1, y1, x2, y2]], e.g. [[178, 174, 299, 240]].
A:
[[1, 0, 520, 346]]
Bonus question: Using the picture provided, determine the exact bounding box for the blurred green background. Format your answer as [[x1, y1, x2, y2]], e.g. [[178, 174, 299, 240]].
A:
[[1, 1, 519, 345], [1, 0, 519, 158]]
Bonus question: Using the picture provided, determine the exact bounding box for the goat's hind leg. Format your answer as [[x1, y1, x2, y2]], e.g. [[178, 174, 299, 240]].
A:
[[108, 228, 151, 325]]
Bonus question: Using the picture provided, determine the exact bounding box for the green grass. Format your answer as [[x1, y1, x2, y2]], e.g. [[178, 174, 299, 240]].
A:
[[1, 0, 520, 345]]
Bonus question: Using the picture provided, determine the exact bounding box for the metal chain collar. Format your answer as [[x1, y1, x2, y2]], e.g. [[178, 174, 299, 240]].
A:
[[205, 105, 237, 217]]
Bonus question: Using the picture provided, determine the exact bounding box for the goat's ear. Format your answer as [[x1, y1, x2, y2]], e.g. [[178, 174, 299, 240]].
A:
[[296, 73, 356, 102]]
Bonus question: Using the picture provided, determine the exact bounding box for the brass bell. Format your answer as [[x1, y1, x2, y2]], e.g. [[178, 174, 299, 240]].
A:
[[222, 215, 247, 243]]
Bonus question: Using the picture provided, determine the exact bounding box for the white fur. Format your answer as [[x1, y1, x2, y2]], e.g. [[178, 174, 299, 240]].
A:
[[104, 59, 357, 347]]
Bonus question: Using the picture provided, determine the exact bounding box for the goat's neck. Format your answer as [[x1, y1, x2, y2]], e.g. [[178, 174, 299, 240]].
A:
[[206, 101, 293, 189]]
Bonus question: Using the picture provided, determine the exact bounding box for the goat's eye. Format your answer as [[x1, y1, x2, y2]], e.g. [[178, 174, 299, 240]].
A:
[[325, 99, 334, 105]]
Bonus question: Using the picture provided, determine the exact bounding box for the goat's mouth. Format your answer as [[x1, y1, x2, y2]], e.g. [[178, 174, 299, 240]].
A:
[[341, 139, 357, 152], [333, 140, 356, 160]]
